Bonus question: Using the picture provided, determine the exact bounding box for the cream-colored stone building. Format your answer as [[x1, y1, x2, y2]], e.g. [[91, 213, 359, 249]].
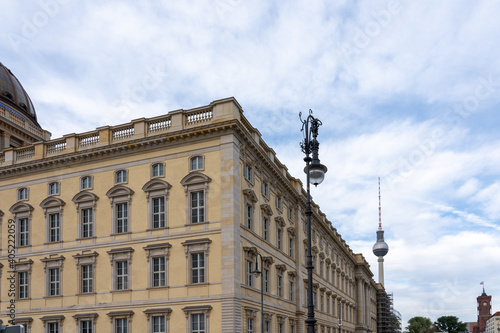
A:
[[0, 63, 379, 333], [486, 312, 500, 333]]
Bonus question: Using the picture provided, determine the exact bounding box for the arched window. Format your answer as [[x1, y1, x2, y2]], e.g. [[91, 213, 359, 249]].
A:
[[115, 170, 128, 184], [190, 156, 204, 171], [17, 187, 29, 201], [151, 163, 165, 178], [81, 176, 93, 190], [48, 182, 60, 196]]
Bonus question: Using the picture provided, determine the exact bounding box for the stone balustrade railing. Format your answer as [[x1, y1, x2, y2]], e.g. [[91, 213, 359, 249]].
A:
[[0, 97, 243, 167]]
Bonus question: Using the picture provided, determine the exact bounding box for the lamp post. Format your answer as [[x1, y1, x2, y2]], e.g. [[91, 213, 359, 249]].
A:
[[252, 253, 265, 333], [337, 318, 343, 333], [300, 110, 327, 333]]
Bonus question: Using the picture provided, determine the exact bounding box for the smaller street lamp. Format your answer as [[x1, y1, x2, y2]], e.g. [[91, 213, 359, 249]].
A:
[[252, 253, 265, 333]]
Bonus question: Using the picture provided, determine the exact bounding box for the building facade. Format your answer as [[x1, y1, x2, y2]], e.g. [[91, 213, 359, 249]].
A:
[[0, 63, 379, 333], [485, 312, 500, 333]]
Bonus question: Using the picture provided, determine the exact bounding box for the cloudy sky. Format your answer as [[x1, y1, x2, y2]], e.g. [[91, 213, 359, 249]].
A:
[[2, 0, 499, 326]]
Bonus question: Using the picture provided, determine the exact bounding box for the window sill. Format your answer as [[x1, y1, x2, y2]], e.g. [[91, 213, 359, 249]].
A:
[[44, 241, 63, 245], [185, 221, 210, 226], [111, 232, 132, 236], [147, 286, 169, 290], [44, 295, 62, 298], [147, 227, 169, 231], [76, 237, 96, 240], [186, 282, 210, 287], [112, 289, 132, 293]]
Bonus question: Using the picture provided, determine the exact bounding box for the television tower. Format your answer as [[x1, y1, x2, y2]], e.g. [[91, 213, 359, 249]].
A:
[[373, 177, 389, 286]]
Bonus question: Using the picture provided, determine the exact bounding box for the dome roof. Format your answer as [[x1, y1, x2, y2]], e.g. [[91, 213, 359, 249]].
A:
[[0, 62, 39, 127]]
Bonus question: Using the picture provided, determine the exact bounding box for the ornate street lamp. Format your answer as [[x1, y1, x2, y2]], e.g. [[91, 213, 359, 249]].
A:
[[252, 253, 265, 333], [300, 110, 327, 333]]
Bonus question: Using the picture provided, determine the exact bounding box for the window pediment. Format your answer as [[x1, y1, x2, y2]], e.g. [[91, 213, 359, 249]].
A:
[[180, 172, 212, 186], [72, 192, 99, 204], [142, 179, 172, 193], [243, 189, 258, 203], [106, 185, 134, 198], [275, 216, 286, 227], [9, 202, 34, 214], [40, 197, 66, 209], [260, 204, 273, 216]]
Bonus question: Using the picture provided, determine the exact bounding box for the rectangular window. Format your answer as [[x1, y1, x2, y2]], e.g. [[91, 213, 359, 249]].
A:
[[262, 182, 268, 197], [81, 320, 93, 333], [18, 271, 28, 299], [263, 269, 269, 293], [244, 165, 252, 181], [116, 261, 128, 290], [277, 275, 282, 298], [247, 318, 254, 333], [49, 213, 60, 242], [116, 203, 128, 233], [191, 313, 205, 333], [288, 237, 294, 257], [152, 197, 165, 228], [321, 294, 324, 311], [245, 204, 252, 229], [288, 207, 292, 220], [276, 196, 282, 210], [277, 227, 282, 250], [289, 281, 294, 301], [48, 322, 59, 333], [81, 264, 93, 293], [191, 191, 205, 223], [191, 253, 205, 284], [49, 268, 60, 296], [81, 208, 93, 238], [19, 218, 29, 246], [152, 257, 166, 287], [246, 260, 253, 287], [153, 316, 165, 333], [265, 321, 270, 333], [263, 218, 269, 241], [278, 323, 283, 333], [115, 318, 127, 333]]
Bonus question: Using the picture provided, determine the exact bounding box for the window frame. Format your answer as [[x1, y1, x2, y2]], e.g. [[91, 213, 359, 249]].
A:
[[73, 313, 99, 333], [180, 172, 212, 225], [144, 242, 171, 289], [182, 238, 211, 285], [151, 162, 165, 178], [9, 202, 34, 248], [190, 155, 204, 171], [115, 169, 128, 184], [48, 182, 60, 196], [107, 311, 134, 333], [17, 187, 29, 201], [40, 197, 66, 244], [143, 308, 172, 333], [14, 260, 33, 300], [40, 316, 65, 333], [142, 179, 172, 230], [80, 175, 93, 190], [41, 255, 65, 298], [72, 192, 99, 239], [182, 305, 212, 333], [107, 247, 134, 292], [106, 185, 134, 235]]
